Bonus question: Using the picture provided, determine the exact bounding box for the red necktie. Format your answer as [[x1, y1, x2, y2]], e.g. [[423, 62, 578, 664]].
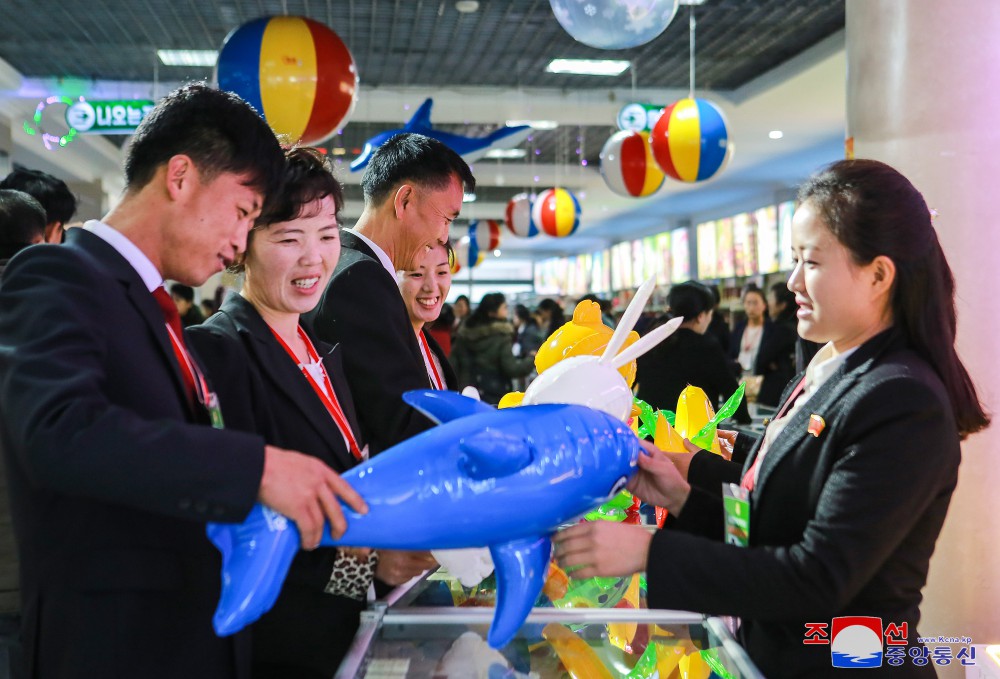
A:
[[152, 286, 197, 406], [741, 375, 807, 491]]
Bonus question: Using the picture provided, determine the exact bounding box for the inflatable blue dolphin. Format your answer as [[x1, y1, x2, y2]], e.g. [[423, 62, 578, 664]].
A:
[[208, 391, 639, 648], [350, 98, 532, 172]]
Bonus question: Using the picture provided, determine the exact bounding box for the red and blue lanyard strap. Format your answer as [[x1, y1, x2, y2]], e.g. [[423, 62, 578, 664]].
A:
[[269, 324, 364, 461], [418, 331, 446, 391]]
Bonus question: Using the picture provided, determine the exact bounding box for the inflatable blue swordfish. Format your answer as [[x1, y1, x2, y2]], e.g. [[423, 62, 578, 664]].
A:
[[206, 277, 681, 649]]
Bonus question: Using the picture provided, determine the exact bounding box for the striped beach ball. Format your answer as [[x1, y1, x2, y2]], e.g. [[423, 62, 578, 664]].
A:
[[470, 219, 502, 253], [504, 193, 538, 238], [599, 130, 664, 197], [531, 188, 581, 238], [216, 16, 359, 145], [455, 236, 485, 270], [649, 98, 729, 183]]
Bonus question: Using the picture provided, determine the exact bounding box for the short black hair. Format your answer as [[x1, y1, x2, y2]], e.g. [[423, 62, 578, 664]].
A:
[[361, 133, 475, 206], [0, 189, 46, 257], [125, 83, 284, 207], [169, 283, 195, 303], [0, 167, 77, 225], [454, 295, 470, 306]]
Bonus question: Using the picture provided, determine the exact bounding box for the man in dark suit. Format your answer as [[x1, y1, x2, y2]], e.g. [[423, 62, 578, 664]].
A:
[[0, 167, 78, 244], [0, 84, 365, 679], [309, 133, 475, 455]]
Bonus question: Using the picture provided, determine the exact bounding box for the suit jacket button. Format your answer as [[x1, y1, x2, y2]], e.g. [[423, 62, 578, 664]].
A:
[[179, 498, 192, 510]]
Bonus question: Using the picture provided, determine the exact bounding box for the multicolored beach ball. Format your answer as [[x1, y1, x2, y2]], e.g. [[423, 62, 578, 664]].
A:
[[649, 98, 729, 183], [505, 193, 538, 238], [454, 236, 485, 270], [470, 219, 502, 253], [216, 16, 359, 145], [531, 188, 581, 238], [599, 130, 664, 197]]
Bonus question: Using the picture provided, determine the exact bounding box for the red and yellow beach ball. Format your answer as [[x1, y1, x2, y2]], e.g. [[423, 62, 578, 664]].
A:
[[531, 188, 581, 238], [649, 98, 729, 183], [599, 130, 664, 197], [505, 193, 538, 238], [216, 16, 359, 145]]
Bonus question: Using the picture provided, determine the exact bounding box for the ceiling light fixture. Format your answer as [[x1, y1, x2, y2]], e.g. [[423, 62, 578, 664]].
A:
[[506, 119, 559, 130], [485, 148, 527, 159], [769, 130, 784, 139], [157, 49, 218, 67], [546, 58, 630, 76], [463, 193, 477, 203], [678, 0, 707, 5], [455, 1, 480, 12]]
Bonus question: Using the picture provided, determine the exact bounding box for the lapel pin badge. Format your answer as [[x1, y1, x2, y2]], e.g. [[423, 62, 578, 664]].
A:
[[808, 414, 826, 438]]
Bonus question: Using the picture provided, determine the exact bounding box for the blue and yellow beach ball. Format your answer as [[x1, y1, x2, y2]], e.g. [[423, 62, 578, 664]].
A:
[[531, 188, 581, 238], [600, 130, 664, 198], [216, 16, 359, 145], [649, 98, 729, 183], [454, 236, 485, 271]]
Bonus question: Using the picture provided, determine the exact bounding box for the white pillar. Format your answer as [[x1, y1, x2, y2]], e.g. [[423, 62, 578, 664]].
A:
[[847, 0, 1000, 672]]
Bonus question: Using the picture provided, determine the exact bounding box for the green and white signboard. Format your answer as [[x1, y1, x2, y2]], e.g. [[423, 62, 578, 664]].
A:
[[65, 99, 155, 135]]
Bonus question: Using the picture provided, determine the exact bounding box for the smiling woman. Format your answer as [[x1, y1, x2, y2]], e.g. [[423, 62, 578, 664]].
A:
[[185, 147, 428, 677], [398, 241, 458, 391]]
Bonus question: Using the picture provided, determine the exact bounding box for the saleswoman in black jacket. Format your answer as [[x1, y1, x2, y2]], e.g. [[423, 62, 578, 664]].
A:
[[555, 159, 990, 678], [636, 281, 751, 424]]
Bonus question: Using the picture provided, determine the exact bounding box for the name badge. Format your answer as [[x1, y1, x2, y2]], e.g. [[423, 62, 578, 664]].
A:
[[205, 392, 225, 430], [723, 483, 750, 547]]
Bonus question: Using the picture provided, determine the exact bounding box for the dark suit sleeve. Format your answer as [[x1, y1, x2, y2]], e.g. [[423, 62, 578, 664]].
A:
[[0, 250, 264, 522], [312, 259, 431, 453], [646, 374, 957, 620]]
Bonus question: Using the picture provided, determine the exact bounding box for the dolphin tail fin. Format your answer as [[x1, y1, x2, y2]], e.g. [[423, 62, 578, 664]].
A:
[[405, 98, 435, 131], [208, 504, 300, 636], [487, 535, 551, 648], [403, 389, 494, 424]]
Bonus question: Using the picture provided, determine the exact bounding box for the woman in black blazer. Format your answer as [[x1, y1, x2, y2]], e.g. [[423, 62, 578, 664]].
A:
[[555, 160, 990, 678], [396, 241, 458, 390], [636, 281, 751, 423], [730, 286, 797, 407], [187, 148, 433, 678]]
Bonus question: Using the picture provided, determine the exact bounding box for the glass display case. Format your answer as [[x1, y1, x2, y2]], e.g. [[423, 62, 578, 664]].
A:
[[337, 569, 765, 678]]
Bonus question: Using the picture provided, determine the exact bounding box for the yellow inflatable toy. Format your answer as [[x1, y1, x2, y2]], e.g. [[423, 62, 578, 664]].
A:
[[500, 300, 639, 409]]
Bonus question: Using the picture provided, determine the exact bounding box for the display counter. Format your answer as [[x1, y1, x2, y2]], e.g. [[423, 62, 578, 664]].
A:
[[337, 569, 764, 678]]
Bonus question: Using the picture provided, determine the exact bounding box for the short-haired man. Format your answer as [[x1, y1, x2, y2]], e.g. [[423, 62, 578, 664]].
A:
[[0, 84, 365, 679], [311, 132, 474, 454], [0, 189, 46, 278], [0, 168, 77, 244]]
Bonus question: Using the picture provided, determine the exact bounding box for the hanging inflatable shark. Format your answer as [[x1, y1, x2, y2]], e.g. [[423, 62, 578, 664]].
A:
[[209, 393, 639, 648], [350, 98, 532, 172]]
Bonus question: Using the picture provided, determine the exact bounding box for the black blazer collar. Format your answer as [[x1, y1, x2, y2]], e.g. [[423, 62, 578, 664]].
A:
[[745, 328, 905, 495], [66, 228, 197, 416], [218, 294, 363, 469], [340, 230, 380, 263]]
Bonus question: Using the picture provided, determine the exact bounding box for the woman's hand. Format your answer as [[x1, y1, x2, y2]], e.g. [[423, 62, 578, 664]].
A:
[[628, 441, 691, 514], [553, 521, 652, 579], [375, 550, 438, 586]]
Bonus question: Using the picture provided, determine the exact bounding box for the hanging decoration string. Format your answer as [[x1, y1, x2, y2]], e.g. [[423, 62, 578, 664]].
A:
[[689, 6, 696, 99]]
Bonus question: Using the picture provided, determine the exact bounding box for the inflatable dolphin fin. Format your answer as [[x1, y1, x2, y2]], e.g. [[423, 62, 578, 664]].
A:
[[460, 430, 533, 480], [405, 98, 435, 130], [209, 504, 299, 635], [487, 535, 551, 648], [403, 389, 494, 425]]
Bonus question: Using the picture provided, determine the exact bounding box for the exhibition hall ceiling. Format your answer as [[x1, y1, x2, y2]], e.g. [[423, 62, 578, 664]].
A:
[[0, 0, 847, 254]]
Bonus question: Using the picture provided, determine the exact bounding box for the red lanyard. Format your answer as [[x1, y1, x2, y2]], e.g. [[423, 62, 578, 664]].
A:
[[164, 323, 210, 406], [269, 324, 364, 461], [418, 332, 445, 390], [741, 375, 807, 491]]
